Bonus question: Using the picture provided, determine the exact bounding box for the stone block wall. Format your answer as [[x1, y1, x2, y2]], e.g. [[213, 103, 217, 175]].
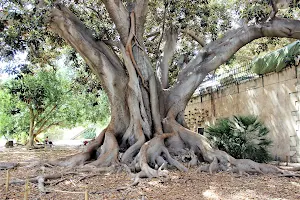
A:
[[185, 65, 300, 162]]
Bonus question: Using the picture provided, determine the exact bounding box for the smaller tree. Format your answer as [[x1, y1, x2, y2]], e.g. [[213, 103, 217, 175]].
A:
[[0, 66, 110, 146], [82, 127, 97, 139], [0, 88, 28, 141], [206, 115, 272, 163]]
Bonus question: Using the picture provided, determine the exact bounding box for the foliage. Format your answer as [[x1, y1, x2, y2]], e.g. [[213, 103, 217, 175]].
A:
[[0, 87, 27, 139], [206, 115, 272, 163], [251, 40, 300, 75], [82, 127, 96, 139], [1, 0, 300, 85], [0, 65, 110, 142]]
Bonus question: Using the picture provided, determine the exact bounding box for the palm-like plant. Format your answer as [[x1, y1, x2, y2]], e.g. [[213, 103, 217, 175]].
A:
[[206, 115, 272, 163]]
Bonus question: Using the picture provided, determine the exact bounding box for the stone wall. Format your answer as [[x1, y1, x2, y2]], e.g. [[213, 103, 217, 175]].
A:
[[185, 65, 300, 162]]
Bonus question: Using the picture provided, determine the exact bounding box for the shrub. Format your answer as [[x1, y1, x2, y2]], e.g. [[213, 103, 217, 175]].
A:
[[82, 127, 96, 139], [206, 115, 272, 163]]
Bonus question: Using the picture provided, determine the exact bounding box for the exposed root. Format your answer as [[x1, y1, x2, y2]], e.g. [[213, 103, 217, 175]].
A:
[[38, 176, 46, 194], [74, 165, 114, 173], [229, 159, 264, 176], [122, 122, 146, 164], [161, 146, 187, 172], [138, 141, 167, 177], [11, 114, 298, 188], [48, 152, 92, 167], [155, 156, 168, 170], [131, 162, 168, 186], [88, 131, 119, 167], [0, 162, 19, 170], [6, 172, 78, 185], [164, 117, 299, 177], [197, 160, 227, 174], [187, 150, 198, 168], [279, 166, 300, 171], [128, 133, 190, 185], [33, 129, 107, 169]]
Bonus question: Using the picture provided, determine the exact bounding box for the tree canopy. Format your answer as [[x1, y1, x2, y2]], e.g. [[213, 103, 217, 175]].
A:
[[0, 64, 110, 145], [1, 1, 299, 76]]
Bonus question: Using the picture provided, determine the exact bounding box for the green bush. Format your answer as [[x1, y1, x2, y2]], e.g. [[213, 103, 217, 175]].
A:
[[206, 115, 272, 163], [82, 127, 96, 139]]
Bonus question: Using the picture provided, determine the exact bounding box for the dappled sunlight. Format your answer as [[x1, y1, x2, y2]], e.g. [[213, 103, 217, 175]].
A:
[[228, 189, 285, 200], [203, 187, 220, 199], [1, 149, 300, 199], [147, 179, 168, 188], [200, 175, 299, 200], [246, 89, 260, 115], [290, 181, 300, 187]]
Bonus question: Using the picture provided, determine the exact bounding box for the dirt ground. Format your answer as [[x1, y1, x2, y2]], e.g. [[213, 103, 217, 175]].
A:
[[0, 146, 300, 200]]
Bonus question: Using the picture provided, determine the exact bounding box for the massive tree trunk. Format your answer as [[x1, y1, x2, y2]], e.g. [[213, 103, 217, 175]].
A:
[[46, 1, 300, 178]]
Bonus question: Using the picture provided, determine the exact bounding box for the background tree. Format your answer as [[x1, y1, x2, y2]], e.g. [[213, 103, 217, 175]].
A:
[[0, 64, 110, 146], [0, 86, 28, 141], [1, 0, 300, 178]]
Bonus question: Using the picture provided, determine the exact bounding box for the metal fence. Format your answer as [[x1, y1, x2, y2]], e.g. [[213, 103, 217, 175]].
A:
[[196, 66, 258, 95]]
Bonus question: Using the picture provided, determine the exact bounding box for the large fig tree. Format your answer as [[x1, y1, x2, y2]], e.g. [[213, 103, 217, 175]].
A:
[[1, 0, 300, 178]]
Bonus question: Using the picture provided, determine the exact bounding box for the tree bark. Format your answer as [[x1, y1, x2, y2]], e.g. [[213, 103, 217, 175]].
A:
[[27, 107, 35, 147], [45, 3, 300, 179]]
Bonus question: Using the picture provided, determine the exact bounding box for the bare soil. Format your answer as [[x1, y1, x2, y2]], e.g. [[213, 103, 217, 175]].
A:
[[0, 146, 299, 200]]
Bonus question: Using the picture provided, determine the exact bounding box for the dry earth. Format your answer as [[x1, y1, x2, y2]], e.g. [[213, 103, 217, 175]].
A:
[[0, 146, 300, 200]]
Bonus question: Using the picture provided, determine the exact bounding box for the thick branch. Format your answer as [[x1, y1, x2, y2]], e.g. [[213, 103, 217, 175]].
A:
[[102, 0, 130, 44], [156, 28, 178, 89], [180, 29, 205, 47], [49, 4, 125, 75], [134, 0, 149, 41], [33, 118, 50, 137], [34, 121, 61, 137], [49, 4, 130, 133], [168, 17, 300, 117], [269, 0, 278, 20], [126, 11, 148, 90], [33, 105, 57, 130], [202, 18, 300, 73]]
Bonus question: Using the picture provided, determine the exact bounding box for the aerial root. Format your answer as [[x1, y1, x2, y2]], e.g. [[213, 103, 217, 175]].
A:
[[121, 122, 146, 164]]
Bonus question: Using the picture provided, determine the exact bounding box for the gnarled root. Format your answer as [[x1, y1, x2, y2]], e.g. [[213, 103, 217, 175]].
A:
[[164, 117, 298, 177], [42, 128, 119, 168], [88, 131, 119, 167], [48, 152, 92, 167], [130, 133, 187, 185], [121, 122, 146, 164], [0, 162, 19, 170], [187, 150, 198, 168]]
